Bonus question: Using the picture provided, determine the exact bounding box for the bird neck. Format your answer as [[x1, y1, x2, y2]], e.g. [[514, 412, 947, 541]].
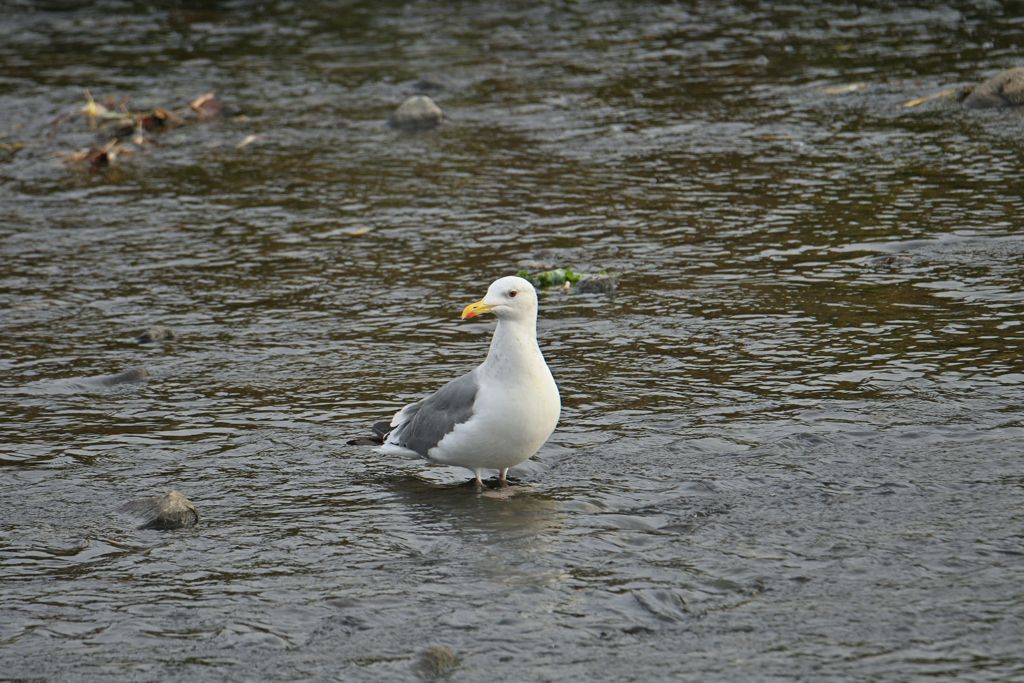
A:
[[481, 317, 543, 375]]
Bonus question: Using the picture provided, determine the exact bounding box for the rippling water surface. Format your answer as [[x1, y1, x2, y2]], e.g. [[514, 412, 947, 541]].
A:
[[2, 1, 1024, 681]]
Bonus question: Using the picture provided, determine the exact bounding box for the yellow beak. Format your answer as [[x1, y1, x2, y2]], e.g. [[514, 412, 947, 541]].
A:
[[462, 300, 496, 319]]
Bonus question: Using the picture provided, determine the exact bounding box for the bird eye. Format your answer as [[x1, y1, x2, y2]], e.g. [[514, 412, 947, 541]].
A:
[[508, 290, 517, 298]]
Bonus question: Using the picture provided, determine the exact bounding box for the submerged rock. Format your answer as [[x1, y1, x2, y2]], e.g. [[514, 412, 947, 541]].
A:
[[960, 66, 1024, 109], [119, 490, 199, 530], [96, 367, 150, 386], [30, 367, 150, 394], [136, 325, 176, 344], [576, 273, 619, 294], [866, 254, 914, 268], [416, 645, 460, 679], [389, 95, 443, 131]]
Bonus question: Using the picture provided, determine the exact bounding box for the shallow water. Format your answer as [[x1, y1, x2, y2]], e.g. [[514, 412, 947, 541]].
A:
[[2, 1, 1024, 681]]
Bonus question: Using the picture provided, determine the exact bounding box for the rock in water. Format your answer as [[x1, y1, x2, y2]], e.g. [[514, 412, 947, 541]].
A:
[[39, 367, 149, 393], [867, 254, 914, 268], [961, 66, 1024, 109], [136, 326, 176, 344], [416, 645, 460, 679], [119, 490, 199, 530], [97, 367, 150, 386], [389, 95, 443, 130], [576, 273, 619, 294]]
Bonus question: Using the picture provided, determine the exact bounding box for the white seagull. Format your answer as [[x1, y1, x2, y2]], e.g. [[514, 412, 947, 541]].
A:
[[354, 276, 560, 486]]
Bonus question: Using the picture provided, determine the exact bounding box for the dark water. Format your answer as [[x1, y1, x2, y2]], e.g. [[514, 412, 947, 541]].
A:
[[2, 1, 1024, 680]]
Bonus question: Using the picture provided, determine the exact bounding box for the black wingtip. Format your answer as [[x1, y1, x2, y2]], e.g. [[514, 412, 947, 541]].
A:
[[347, 420, 393, 447], [347, 436, 384, 446]]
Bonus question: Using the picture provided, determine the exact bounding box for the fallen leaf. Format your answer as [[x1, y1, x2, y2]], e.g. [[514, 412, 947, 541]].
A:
[[137, 108, 184, 132], [83, 89, 108, 118], [823, 83, 869, 95], [64, 139, 123, 173], [235, 134, 259, 149], [53, 90, 233, 174], [86, 140, 118, 173], [189, 91, 216, 109], [901, 88, 957, 108], [190, 92, 227, 120]]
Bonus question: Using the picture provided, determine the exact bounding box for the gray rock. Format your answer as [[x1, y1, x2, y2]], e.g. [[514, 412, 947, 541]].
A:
[[136, 325, 176, 344], [96, 367, 150, 386], [576, 273, 619, 294], [34, 367, 149, 394], [961, 66, 1024, 109], [119, 490, 199, 530], [389, 95, 443, 131], [416, 645, 460, 679], [866, 254, 914, 268]]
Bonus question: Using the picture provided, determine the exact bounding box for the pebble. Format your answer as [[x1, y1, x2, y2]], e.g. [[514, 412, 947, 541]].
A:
[[576, 273, 619, 294], [416, 645, 460, 679], [389, 96, 443, 130], [866, 254, 914, 267], [136, 325, 176, 344], [961, 66, 1024, 109], [97, 367, 150, 386], [119, 490, 199, 530]]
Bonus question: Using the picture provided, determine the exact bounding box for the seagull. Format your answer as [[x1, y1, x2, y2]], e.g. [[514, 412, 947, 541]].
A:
[[353, 276, 560, 486]]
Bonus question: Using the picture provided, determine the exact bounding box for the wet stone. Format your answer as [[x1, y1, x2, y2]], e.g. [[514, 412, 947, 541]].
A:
[[136, 326, 176, 344], [961, 66, 1024, 109], [119, 490, 199, 530], [867, 255, 914, 268], [98, 367, 150, 386], [416, 645, 460, 679], [576, 273, 619, 294], [389, 95, 443, 130]]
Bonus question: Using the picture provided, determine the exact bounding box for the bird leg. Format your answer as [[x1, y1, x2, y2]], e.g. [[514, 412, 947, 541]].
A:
[[474, 469, 484, 486], [497, 468, 510, 487]]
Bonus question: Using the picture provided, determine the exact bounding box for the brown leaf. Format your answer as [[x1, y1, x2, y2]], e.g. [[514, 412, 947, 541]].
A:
[[189, 91, 216, 109], [901, 88, 957, 108], [189, 92, 227, 120], [64, 139, 121, 173], [87, 142, 117, 173], [137, 108, 185, 132]]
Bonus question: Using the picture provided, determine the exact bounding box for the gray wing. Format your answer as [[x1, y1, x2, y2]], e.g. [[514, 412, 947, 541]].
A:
[[388, 371, 479, 458]]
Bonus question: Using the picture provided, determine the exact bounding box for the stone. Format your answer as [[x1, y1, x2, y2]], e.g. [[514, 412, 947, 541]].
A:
[[576, 273, 619, 294], [960, 66, 1024, 109], [867, 254, 914, 268], [119, 490, 199, 530], [389, 95, 443, 131], [96, 367, 150, 386], [415, 645, 460, 679], [136, 325, 176, 343], [43, 367, 149, 393]]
